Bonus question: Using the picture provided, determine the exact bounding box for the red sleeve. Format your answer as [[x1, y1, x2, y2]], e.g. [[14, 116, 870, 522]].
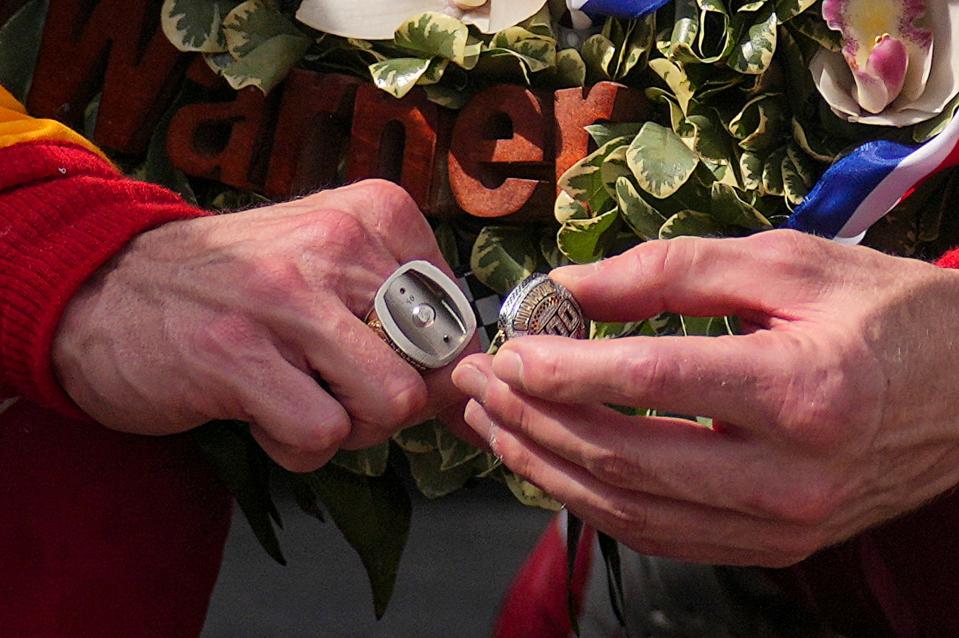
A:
[[0, 141, 206, 417], [775, 246, 959, 638]]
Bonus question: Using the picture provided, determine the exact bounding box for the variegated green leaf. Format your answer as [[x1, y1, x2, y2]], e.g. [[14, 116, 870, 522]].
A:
[[582, 33, 617, 80], [435, 426, 484, 471], [555, 190, 590, 223], [403, 449, 474, 499], [557, 208, 621, 264], [370, 57, 447, 98], [223, 0, 304, 58], [332, 444, 390, 477], [207, 32, 310, 94], [728, 7, 778, 75], [728, 93, 786, 151], [502, 469, 561, 510], [762, 146, 787, 196], [548, 48, 587, 87], [423, 84, 468, 109], [786, 144, 817, 188], [686, 102, 735, 163], [491, 26, 557, 71], [601, 146, 632, 197], [558, 137, 629, 212], [649, 58, 694, 114], [740, 150, 765, 191], [161, 0, 239, 53], [710, 182, 772, 229], [659, 210, 726, 239], [470, 226, 539, 295], [788, 10, 842, 52], [393, 422, 437, 454], [394, 12, 472, 68], [781, 154, 809, 206], [616, 177, 667, 240], [774, 0, 817, 23], [585, 123, 643, 148], [626, 123, 700, 199]]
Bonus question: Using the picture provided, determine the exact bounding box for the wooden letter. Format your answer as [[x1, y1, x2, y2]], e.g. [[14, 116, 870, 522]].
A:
[[28, 0, 188, 154], [346, 84, 450, 214], [166, 62, 276, 192], [265, 71, 361, 199], [448, 84, 553, 219], [554, 82, 649, 192]]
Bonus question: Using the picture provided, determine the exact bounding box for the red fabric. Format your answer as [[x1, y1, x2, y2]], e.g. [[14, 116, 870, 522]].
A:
[[0, 141, 232, 636], [493, 517, 594, 638]]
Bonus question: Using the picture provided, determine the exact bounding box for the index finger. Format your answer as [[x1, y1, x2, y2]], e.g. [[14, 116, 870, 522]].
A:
[[487, 333, 792, 430], [551, 231, 836, 323]]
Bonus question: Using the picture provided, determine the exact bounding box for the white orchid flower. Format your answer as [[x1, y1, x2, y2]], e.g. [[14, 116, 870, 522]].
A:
[[295, 0, 548, 40], [810, 0, 959, 127]]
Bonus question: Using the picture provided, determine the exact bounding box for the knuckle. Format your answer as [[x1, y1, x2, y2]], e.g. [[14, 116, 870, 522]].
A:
[[381, 380, 429, 426], [586, 449, 637, 488], [316, 209, 372, 251], [499, 438, 536, 482], [619, 350, 669, 400], [606, 495, 649, 539], [764, 477, 839, 528], [750, 230, 830, 274], [242, 256, 311, 305], [364, 178, 418, 211]]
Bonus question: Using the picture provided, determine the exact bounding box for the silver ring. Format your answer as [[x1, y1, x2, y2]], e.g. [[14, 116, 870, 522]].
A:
[[499, 274, 587, 340], [365, 261, 477, 370]]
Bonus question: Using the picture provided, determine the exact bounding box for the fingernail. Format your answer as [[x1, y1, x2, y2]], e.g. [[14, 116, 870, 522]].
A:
[[452, 364, 488, 402], [464, 400, 495, 441], [493, 350, 524, 387], [552, 262, 598, 284]]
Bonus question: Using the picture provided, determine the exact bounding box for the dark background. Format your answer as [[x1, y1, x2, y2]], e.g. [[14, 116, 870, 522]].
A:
[[202, 482, 553, 638]]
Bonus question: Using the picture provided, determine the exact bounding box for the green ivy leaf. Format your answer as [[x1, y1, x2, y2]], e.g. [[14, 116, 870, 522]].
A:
[[470, 226, 540, 295], [370, 57, 445, 98], [659, 210, 726, 239], [616, 177, 667, 240], [223, 0, 308, 57], [161, 0, 240, 53], [301, 464, 411, 619], [728, 7, 778, 75], [710, 182, 772, 229], [626, 122, 700, 199], [332, 444, 390, 477], [193, 421, 287, 566], [0, 0, 48, 101], [557, 208, 622, 264], [394, 12, 473, 68]]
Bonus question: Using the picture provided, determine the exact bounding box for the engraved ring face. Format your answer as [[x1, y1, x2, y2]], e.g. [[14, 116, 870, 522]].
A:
[[499, 274, 587, 340]]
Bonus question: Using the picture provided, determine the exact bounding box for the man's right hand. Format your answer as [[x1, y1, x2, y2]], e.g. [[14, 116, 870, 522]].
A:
[[52, 180, 473, 471]]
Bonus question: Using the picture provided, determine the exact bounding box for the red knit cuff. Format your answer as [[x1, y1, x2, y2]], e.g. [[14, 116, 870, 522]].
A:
[[0, 142, 207, 419]]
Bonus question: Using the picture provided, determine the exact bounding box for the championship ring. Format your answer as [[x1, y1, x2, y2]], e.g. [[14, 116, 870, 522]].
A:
[[498, 274, 587, 340], [366, 261, 477, 371]]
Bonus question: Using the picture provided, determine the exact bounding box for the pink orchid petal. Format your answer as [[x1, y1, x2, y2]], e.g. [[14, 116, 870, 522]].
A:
[[853, 35, 909, 113]]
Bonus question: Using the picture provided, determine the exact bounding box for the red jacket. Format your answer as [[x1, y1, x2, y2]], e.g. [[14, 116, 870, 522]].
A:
[[0, 87, 231, 637]]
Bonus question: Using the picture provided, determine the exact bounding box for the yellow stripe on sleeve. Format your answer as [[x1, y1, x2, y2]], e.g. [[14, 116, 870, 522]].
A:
[[0, 86, 108, 160]]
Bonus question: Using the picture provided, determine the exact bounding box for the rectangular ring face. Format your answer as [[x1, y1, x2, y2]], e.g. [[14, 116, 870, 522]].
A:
[[376, 261, 477, 369]]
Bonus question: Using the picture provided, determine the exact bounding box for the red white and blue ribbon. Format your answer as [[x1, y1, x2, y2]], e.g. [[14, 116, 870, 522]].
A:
[[784, 115, 959, 242]]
